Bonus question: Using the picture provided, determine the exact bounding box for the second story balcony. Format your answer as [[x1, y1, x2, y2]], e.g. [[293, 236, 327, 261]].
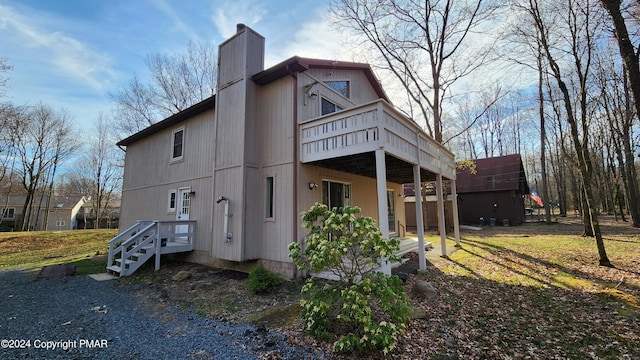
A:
[[299, 99, 456, 183]]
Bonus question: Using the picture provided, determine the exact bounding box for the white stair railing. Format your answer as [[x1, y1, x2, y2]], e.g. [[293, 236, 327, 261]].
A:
[[107, 220, 195, 276]]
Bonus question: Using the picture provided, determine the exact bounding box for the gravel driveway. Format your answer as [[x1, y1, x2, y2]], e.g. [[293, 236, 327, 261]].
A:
[[0, 269, 327, 359]]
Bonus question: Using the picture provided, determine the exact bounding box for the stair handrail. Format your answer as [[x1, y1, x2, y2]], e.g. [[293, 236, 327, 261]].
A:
[[120, 223, 158, 276], [107, 221, 157, 271], [107, 221, 145, 269]]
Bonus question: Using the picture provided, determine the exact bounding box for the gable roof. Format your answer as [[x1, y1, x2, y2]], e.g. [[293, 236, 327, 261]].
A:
[[117, 57, 389, 147], [252, 56, 390, 102], [456, 154, 530, 194]]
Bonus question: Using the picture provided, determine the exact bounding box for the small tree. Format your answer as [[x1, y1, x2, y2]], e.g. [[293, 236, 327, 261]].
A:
[[289, 204, 411, 354]]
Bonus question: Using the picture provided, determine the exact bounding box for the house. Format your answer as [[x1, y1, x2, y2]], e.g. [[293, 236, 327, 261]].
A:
[[76, 197, 121, 229], [112, 25, 460, 278], [0, 193, 88, 231]]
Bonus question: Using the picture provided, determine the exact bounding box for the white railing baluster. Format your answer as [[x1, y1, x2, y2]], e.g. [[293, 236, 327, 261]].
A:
[[106, 220, 196, 276]]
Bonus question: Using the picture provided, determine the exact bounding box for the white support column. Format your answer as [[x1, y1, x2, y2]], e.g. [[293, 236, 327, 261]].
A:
[[413, 165, 427, 270], [375, 148, 391, 274], [451, 179, 461, 247], [436, 174, 447, 257]]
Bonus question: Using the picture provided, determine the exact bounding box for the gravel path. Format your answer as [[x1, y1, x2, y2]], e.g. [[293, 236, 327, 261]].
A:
[[0, 269, 327, 359]]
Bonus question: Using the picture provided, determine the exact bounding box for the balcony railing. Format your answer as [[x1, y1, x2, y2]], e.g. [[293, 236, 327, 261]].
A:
[[299, 99, 456, 179]]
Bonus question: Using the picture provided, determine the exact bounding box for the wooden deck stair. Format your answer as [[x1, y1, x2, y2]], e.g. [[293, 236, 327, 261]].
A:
[[107, 220, 195, 277]]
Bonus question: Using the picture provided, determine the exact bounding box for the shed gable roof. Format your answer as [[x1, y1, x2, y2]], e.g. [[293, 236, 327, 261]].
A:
[[456, 154, 530, 194]]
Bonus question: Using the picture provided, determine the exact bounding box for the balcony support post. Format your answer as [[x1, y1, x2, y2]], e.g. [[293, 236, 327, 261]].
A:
[[451, 179, 461, 247], [375, 148, 391, 275], [413, 164, 427, 270], [436, 174, 448, 257]]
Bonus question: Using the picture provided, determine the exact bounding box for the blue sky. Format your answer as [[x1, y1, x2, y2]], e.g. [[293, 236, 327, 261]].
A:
[[0, 0, 351, 133]]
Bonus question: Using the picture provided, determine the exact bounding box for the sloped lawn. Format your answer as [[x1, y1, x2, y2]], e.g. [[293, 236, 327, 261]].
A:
[[0, 230, 116, 274]]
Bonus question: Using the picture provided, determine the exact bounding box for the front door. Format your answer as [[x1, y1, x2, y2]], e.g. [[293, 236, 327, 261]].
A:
[[176, 188, 191, 240]]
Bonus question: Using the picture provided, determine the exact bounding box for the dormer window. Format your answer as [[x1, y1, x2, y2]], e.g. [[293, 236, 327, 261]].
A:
[[325, 80, 349, 98], [321, 98, 344, 115]]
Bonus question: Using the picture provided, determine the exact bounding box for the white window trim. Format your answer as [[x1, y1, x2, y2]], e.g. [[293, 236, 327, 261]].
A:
[[170, 127, 185, 163], [167, 189, 177, 213], [321, 179, 352, 209], [2, 208, 15, 220]]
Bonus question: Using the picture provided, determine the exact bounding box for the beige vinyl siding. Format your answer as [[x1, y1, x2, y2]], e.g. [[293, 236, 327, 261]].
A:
[[243, 165, 260, 260], [297, 69, 382, 123], [120, 178, 213, 253], [215, 82, 246, 168], [253, 76, 296, 263], [211, 167, 244, 260], [261, 165, 294, 262], [119, 108, 215, 254], [121, 108, 215, 190], [259, 78, 295, 165], [210, 27, 265, 262], [298, 164, 406, 240]]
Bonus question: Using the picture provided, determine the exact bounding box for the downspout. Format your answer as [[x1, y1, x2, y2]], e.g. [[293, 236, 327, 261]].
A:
[[289, 65, 299, 279]]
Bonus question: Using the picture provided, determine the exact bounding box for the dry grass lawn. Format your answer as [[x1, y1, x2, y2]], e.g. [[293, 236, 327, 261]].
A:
[[0, 230, 116, 274]]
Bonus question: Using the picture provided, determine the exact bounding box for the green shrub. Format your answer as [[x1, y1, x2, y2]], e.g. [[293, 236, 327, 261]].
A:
[[247, 266, 284, 294], [289, 203, 412, 355]]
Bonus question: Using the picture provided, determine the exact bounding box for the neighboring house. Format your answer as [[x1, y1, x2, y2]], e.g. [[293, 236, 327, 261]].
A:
[[0, 194, 88, 231], [76, 198, 121, 229], [114, 25, 459, 278]]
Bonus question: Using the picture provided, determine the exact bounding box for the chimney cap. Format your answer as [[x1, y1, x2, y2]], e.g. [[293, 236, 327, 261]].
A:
[[236, 23, 246, 33]]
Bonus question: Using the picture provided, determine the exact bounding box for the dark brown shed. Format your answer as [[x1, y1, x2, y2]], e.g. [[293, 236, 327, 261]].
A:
[[403, 154, 530, 229], [456, 154, 530, 226]]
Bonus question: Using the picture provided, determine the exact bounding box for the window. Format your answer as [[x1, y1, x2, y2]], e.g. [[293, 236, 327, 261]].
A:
[[322, 180, 351, 210], [321, 98, 343, 115], [325, 81, 349, 98], [56, 220, 65, 227], [167, 190, 177, 213], [2, 208, 15, 219], [266, 176, 274, 219], [171, 128, 184, 161], [387, 190, 396, 233]]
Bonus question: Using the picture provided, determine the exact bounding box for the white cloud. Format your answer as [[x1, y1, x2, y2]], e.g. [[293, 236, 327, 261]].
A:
[[0, 3, 115, 91], [150, 0, 199, 40], [211, 0, 266, 39]]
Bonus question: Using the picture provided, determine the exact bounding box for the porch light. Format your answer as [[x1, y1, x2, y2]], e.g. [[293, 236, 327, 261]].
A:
[[308, 182, 319, 190]]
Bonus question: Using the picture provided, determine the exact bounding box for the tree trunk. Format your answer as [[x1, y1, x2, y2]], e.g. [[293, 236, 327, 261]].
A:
[[600, 0, 640, 227]]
